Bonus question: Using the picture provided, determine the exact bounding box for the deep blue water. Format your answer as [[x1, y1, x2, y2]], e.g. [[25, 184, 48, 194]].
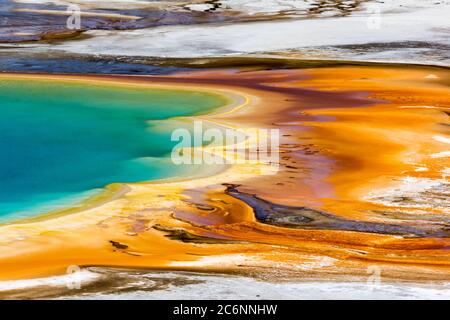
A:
[[0, 78, 227, 220]]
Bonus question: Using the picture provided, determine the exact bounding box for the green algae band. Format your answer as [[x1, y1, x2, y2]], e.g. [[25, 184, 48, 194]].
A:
[[0, 78, 227, 221]]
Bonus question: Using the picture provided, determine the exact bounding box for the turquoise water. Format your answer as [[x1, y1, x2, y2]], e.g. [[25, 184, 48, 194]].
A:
[[0, 79, 227, 221]]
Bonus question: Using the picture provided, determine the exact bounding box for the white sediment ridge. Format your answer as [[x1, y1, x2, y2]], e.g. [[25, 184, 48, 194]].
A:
[[0, 270, 99, 291], [1, 269, 449, 300], [13, 0, 450, 65], [90, 280, 450, 300], [364, 175, 450, 212]]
